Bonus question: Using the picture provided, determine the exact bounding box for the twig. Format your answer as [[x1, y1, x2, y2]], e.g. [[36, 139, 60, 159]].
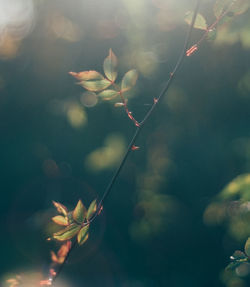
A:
[[91, 0, 202, 222], [51, 0, 202, 285]]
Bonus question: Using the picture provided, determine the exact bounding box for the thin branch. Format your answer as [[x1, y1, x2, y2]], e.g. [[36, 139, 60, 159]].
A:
[[93, 0, 202, 218], [186, 0, 237, 54], [51, 0, 202, 285]]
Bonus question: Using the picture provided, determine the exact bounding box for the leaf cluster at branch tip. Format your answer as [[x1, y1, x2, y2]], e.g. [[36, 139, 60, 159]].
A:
[[69, 49, 138, 102], [51, 199, 97, 245]]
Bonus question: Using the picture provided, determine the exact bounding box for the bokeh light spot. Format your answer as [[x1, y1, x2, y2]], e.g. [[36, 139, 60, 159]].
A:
[[85, 134, 126, 172], [80, 91, 98, 107], [66, 103, 87, 128]]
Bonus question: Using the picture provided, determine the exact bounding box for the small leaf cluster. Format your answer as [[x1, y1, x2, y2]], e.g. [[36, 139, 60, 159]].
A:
[[51, 199, 97, 245], [226, 237, 250, 270], [69, 49, 138, 102], [185, 0, 249, 31]]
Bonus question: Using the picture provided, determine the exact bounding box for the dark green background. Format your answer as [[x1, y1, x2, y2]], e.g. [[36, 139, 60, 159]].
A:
[[1, 0, 250, 286]]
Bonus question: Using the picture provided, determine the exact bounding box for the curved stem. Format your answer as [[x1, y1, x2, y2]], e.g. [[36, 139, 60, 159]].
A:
[[93, 0, 202, 216]]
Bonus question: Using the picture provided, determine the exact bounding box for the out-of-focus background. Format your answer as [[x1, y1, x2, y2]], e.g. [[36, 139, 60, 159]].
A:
[[1, 0, 250, 286]]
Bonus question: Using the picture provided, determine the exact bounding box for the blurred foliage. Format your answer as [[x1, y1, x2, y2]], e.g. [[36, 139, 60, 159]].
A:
[[204, 174, 250, 241], [204, 173, 250, 286], [85, 133, 126, 172], [1, 0, 250, 286]]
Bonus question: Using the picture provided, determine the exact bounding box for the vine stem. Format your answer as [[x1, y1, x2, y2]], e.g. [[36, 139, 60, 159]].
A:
[[50, 0, 202, 285]]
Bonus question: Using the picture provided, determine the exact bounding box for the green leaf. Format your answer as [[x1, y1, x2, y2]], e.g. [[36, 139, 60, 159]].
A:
[[244, 238, 250, 256], [230, 0, 249, 15], [53, 224, 81, 241], [214, 0, 231, 19], [213, 0, 249, 19], [73, 200, 86, 224], [52, 201, 68, 216], [121, 69, 138, 92], [185, 12, 207, 30], [86, 199, 97, 220], [69, 70, 104, 81], [103, 49, 118, 82], [80, 79, 112, 92], [52, 215, 68, 226], [98, 89, 119, 100], [77, 225, 89, 245]]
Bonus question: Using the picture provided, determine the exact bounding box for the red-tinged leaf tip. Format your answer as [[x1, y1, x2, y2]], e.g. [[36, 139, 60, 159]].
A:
[[52, 201, 68, 216], [69, 70, 104, 81], [131, 145, 140, 151], [69, 71, 77, 77], [186, 45, 198, 57]]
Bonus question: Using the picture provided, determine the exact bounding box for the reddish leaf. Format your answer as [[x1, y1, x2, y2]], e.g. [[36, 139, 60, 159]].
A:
[[50, 251, 59, 263], [69, 70, 104, 81], [52, 215, 68, 226], [58, 241, 72, 258], [52, 201, 68, 216]]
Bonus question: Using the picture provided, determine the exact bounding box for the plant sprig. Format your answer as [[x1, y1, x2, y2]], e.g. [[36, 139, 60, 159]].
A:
[[6, 0, 250, 286]]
